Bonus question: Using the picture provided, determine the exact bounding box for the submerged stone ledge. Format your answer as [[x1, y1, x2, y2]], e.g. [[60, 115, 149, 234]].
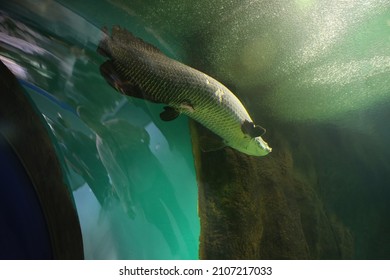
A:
[[190, 120, 354, 260]]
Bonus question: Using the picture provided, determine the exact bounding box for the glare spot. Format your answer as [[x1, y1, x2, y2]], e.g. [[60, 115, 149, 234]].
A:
[[0, 55, 29, 80], [215, 88, 224, 103]]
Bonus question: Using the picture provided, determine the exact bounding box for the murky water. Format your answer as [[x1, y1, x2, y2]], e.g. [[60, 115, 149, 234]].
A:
[[1, 0, 390, 259]]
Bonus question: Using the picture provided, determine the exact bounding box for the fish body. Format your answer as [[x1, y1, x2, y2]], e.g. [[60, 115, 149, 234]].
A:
[[98, 26, 271, 156]]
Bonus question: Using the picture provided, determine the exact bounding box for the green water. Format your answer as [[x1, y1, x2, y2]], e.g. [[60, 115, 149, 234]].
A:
[[0, 0, 199, 259], [1, 0, 390, 259]]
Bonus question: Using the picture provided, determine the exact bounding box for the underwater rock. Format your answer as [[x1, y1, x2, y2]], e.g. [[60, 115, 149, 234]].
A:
[[191, 120, 353, 259]]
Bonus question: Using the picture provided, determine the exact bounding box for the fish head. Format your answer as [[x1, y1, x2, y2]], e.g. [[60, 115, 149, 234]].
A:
[[242, 136, 272, 156]]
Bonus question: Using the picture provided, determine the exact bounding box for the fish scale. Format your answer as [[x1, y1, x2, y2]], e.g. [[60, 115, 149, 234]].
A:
[[98, 26, 271, 156]]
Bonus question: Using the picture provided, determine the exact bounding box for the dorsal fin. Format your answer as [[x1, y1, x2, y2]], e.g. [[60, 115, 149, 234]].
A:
[[111, 25, 163, 55]]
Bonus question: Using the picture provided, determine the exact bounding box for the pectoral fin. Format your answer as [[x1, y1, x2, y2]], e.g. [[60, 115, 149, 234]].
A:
[[199, 135, 226, 152], [241, 120, 266, 137], [195, 123, 226, 152], [160, 106, 180, 121]]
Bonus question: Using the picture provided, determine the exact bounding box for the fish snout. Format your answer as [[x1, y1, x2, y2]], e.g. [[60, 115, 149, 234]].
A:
[[255, 136, 272, 156]]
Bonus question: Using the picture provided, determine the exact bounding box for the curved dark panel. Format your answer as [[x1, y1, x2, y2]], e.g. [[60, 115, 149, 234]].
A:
[[0, 61, 83, 259]]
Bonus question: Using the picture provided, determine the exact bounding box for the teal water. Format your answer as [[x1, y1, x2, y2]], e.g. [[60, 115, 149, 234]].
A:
[[1, 0, 390, 259], [0, 1, 199, 259]]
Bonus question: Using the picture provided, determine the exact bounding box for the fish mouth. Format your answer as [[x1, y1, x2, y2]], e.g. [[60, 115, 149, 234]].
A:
[[256, 137, 272, 155], [263, 142, 272, 153], [242, 137, 272, 156]]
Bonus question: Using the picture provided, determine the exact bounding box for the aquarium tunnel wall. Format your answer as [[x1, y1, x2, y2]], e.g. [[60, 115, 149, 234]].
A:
[[1, 0, 390, 259]]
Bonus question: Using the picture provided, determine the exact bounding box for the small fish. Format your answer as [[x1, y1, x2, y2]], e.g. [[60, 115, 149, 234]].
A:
[[98, 26, 272, 156]]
